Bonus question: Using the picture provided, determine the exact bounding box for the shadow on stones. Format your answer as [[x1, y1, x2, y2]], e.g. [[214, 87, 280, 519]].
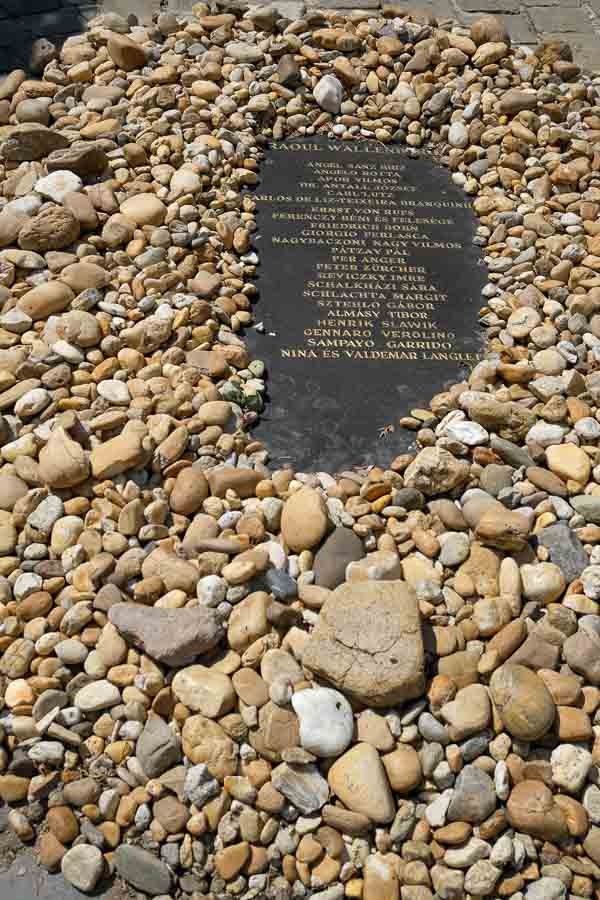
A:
[[0, 803, 131, 900], [0, 0, 88, 75]]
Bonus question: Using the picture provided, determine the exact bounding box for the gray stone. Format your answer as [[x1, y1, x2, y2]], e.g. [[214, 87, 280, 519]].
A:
[[526, 877, 567, 900], [137, 717, 181, 778], [27, 495, 64, 536], [314, 75, 343, 114], [439, 532, 471, 567], [563, 621, 600, 684], [46, 144, 109, 178], [461, 0, 519, 10], [183, 764, 220, 807], [74, 680, 120, 712], [551, 744, 592, 794], [529, 6, 590, 31], [29, 38, 57, 74], [536, 522, 588, 582], [114, 845, 172, 896], [28, 741, 64, 767], [571, 495, 600, 524], [272, 762, 330, 814], [314, 526, 364, 589], [418, 712, 450, 745], [479, 464, 513, 497], [61, 845, 104, 893], [277, 54, 301, 87], [447, 765, 496, 823], [32, 689, 67, 721], [109, 603, 223, 666], [490, 437, 534, 468], [464, 860, 501, 895], [251, 568, 298, 600], [225, 42, 264, 63], [310, 887, 345, 900], [63, 777, 100, 807]]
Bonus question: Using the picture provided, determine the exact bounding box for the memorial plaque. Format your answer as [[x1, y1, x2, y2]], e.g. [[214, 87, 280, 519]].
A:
[[246, 137, 487, 472]]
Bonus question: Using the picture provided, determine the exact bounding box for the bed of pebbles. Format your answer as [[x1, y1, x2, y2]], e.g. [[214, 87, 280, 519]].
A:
[[0, 3, 599, 899]]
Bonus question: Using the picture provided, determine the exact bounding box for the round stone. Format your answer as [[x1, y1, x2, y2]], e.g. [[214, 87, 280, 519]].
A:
[[489, 664, 556, 740], [75, 680, 121, 712], [291, 687, 354, 757], [61, 845, 104, 892]]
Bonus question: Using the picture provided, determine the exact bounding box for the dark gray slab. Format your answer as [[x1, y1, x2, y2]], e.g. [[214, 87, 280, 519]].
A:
[[246, 137, 487, 472]]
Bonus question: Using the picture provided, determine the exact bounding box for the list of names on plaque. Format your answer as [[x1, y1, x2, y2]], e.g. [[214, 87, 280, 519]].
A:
[[245, 137, 487, 472]]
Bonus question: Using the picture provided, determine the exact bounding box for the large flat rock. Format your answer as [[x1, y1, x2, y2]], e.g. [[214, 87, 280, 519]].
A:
[[302, 580, 425, 707]]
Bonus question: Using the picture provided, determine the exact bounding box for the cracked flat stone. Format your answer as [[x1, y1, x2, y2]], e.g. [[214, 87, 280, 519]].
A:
[[302, 580, 425, 707]]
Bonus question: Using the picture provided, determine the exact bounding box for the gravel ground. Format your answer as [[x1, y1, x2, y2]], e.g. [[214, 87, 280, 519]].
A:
[[0, 806, 131, 900]]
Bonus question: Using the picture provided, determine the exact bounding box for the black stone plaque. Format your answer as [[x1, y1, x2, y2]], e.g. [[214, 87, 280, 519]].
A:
[[245, 137, 487, 472]]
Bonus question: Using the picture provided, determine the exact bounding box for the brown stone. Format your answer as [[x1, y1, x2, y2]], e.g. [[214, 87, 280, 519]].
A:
[[170, 467, 209, 515], [18, 206, 80, 252], [303, 581, 425, 708], [63, 192, 98, 231], [107, 33, 146, 71], [18, 281, 74, 321], [215, 842, 250, 880], [490, 664, 556, 740], [227, 592, 270, 653], [0, 774, 30, 802], [232, 668, 269, 708], [328, 743, 395, 824], [0, 123, 68, 161], [120, 193, 166, 226], [281, 487, 329, 552], [172, 665, 235, 718], [506, 780, 568, 842], [382, 746, 422, 794], [38, 832, 66, 871], [363, 854, 399, 900], [153, 795, 190, 834], [182, 715, 237, 780], [257, 702, 300, 757], [556, 706, 593, 741], [90, 425, 149, 479], [475, 507, 529, 551], [46, 143, 108, 177], [206, 466, 262, 498], [404, 447, 469, 496], [47, 806, 79, 844], [38, 427, 89, 489]]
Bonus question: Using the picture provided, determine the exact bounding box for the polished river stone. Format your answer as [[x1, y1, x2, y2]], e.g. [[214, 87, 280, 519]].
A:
[[246, 136, 487, 472]]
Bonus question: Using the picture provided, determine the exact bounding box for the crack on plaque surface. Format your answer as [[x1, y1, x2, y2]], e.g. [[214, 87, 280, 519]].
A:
[[245, 136, 488, 472]]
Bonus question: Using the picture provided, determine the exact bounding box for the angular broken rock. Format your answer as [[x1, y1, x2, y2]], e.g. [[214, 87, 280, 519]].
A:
[[136, 717, 181, 778], [90, 424, 150, 479], [302, 580, 425, 707], [404, 447, 470, 496], [0, 123, 69, 162], [271, 762, 330, 814], [109, 603, 223, 666], [536, 522, 588, 583]]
